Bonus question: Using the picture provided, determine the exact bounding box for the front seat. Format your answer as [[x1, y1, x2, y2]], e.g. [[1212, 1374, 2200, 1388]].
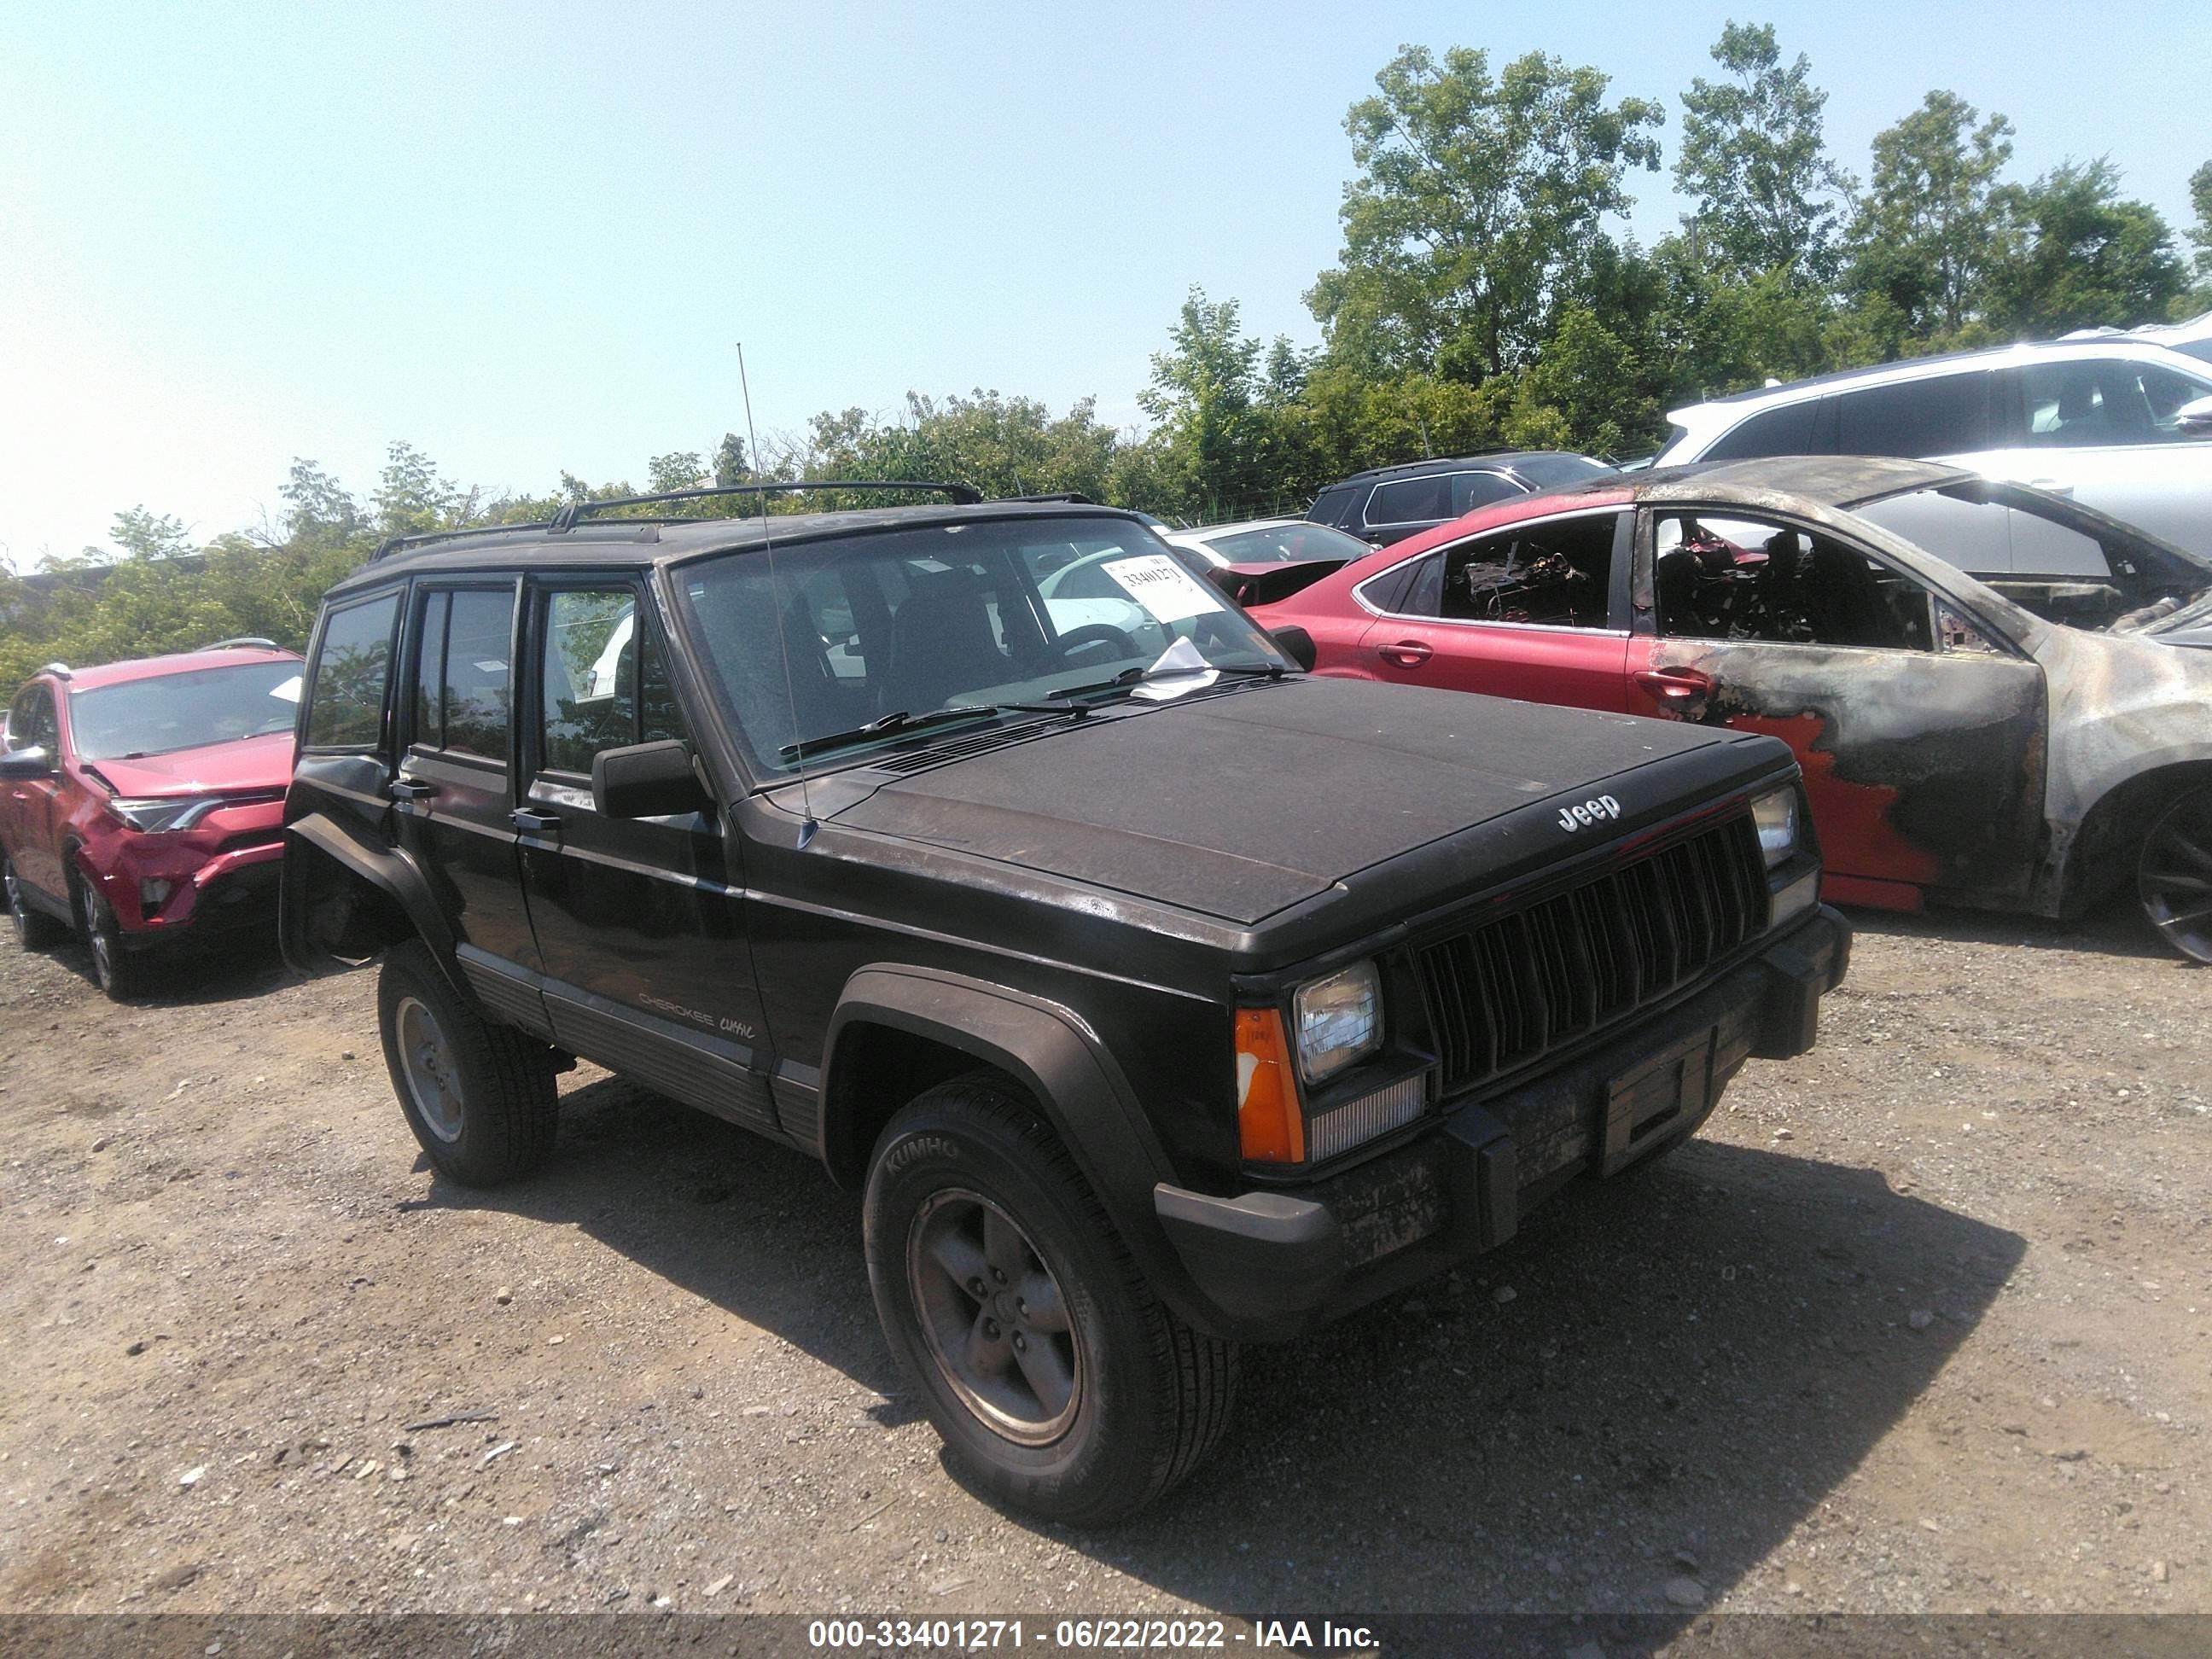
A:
[[882, 573, 1005, 714]]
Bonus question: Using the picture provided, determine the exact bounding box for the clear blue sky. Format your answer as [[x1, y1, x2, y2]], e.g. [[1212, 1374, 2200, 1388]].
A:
[[2, 0, 2205, 570]]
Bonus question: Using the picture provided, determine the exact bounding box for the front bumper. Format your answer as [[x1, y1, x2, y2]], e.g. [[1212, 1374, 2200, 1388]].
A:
[[1154, 904, 1850, 1342]]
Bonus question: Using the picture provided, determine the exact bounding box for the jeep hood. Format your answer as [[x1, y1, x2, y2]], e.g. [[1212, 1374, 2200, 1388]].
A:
[[826, 678, 1775, 925]]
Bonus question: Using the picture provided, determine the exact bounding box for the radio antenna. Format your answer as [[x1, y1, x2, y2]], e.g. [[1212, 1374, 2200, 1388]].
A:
[[738, 341, 818, 849]]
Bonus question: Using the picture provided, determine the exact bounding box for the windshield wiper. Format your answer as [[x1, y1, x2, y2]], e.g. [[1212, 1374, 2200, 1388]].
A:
[[778, 706, 1004, 761], [1043, 661, 1287, 704]]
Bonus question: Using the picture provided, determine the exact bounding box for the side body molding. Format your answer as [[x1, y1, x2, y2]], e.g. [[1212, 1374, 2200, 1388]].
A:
[[820, 964, 1216, 1324]]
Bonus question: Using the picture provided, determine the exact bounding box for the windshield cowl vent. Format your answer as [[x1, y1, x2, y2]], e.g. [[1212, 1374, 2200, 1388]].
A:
[[870, 718, 1078, 774]]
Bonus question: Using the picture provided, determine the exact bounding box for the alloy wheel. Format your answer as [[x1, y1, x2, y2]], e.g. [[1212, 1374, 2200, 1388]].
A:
[[2140, 787, 2212, 964], [906, 1188, 1085, 1447]]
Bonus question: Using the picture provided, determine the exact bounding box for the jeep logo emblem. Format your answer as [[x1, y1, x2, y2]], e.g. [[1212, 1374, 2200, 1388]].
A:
[[1557, 795, 1621, 832]]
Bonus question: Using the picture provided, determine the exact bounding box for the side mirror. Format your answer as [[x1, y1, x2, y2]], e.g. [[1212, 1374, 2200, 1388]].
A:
[[2174, 394, 2212, 433], [1267, 626, 1318, 672], [591, 739, 713, 820], [0, 747, 53, 781]]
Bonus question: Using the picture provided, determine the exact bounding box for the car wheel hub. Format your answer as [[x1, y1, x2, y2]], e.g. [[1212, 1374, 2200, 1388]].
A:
[[907, 1188, 1083, 1447], [394, 996, 465, 1142], [2140, 789, 2212, 965]]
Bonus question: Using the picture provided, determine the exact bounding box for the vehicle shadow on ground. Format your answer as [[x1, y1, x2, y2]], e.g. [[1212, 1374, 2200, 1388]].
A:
[[59, 935, 300, 1007], [1841, 892, 2192, 965], [408, 1069, 905, 1402], [418, 1073, 2023, 1621]]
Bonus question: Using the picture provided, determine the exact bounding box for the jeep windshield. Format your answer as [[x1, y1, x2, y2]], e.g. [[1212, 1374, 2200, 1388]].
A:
[[678, 516, 1291, 774], [68, 661, 303, 761]]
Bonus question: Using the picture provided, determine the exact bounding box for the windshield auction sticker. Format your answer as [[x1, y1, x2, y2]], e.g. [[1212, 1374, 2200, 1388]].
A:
[[1103, 553, 1227, 623]]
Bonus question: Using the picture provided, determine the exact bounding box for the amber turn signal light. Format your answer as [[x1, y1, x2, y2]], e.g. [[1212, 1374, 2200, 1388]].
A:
[[1234, 1007, 1305, 1164]]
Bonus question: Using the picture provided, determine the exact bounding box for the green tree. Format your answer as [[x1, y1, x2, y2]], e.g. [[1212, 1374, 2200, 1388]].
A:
[[1982, 160, 2185, 335], [647, 451, 705, 493], [1845, 90, 2015, 341], [1307, 44, 1663, 380], [373, 441, 474, 536], [1138, 288, 1286, 518], [280, 459, 362, 543], [1674, 21, 1854, 281], [2185, 159, 2212, 295]]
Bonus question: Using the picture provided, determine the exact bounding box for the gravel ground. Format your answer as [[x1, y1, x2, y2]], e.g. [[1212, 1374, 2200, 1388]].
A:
[[1, 899, 2207, 1622]]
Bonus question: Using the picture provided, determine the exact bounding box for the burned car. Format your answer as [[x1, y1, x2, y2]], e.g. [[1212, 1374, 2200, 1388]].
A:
[[281, 485, 1846, 1523], [1250, 457, 2212, 962]]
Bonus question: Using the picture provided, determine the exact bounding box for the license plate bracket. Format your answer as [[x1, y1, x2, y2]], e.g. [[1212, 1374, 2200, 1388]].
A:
[[1600, 1024, 1716, 1175]]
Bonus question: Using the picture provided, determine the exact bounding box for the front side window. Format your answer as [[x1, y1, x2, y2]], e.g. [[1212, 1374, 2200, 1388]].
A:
[[1654, 512, 1933, 651], [1833, 372, 1990, 458], [7, 684, 57, 753], [1423, 513, 1619, 629], [540, 588, 685, 777], [75, 661, 305, 761], [2018, 358, 2212, 447], [305, 594, 399, 748], [1366, 470, 1514, 527], [678, 517, 1286, 773]]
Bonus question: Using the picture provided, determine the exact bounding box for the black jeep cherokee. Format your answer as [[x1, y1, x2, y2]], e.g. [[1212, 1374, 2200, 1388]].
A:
[[280, 486, 1848, 1523]]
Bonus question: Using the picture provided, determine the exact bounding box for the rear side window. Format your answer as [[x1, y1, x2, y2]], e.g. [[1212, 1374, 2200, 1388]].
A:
[[1452, 471, 1522, 513], [1367, 474, 1452, 526], [1833, 372, 1990, 457], [1703, 400, 1819, 462], [306, 594, 399, 748], [411, 587, 516, 760], [1436, 512, 1619, 629]]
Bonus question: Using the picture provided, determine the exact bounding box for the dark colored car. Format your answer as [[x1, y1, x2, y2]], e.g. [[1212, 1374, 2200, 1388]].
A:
[[281, 486, 1847, 1522], [1306, 451, 1616, 547], [1, 642, 303, 995], [1251, 456, 2212, 961]]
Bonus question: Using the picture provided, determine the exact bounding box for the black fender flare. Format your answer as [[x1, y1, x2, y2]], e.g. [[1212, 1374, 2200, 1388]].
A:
[[822, 963, 1219, 1330], [282, 812, 465, 998]]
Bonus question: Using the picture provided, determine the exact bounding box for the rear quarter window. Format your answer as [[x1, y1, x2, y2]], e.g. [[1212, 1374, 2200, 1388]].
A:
[[306, 593, 400, 748], [1703, 400, 1819, 462]]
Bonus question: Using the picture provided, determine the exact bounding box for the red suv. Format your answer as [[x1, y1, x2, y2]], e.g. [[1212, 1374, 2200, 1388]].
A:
[[1, 641, 303, 996]]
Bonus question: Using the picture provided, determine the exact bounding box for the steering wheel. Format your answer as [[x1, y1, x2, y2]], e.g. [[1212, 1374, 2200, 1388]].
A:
[[1053, 623, 1136, 662]]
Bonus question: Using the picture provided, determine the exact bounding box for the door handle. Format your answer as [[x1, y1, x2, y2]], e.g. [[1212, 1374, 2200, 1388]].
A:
[[390, 777, 437, 801], [510, 808, 562, 836], [1633, 667, 1714, 713], [1380, 639, 1434, 669]]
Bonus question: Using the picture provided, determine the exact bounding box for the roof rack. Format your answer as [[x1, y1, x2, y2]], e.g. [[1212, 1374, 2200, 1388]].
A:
[[368, 521, 556, 564], [204, 636, 283, 652], [546, 479, 981, 533], [996, 491, 1097, 505]]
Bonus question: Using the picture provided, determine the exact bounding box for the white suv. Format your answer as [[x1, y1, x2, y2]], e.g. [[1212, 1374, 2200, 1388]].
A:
[[1656, 339, 2212, 565]]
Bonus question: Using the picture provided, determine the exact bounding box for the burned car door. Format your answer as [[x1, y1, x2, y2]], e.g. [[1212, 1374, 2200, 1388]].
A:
[[1633, 506, 2048, 910]]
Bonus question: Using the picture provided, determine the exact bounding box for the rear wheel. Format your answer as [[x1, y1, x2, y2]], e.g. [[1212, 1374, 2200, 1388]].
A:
[[376, 940, 560, 1184], [3, 854, 68, 951], [2139, 785, 2212, 964], [864, 1074, 1238, 1525]]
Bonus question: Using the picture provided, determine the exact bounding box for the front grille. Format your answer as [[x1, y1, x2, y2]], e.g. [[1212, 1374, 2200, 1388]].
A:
[[1417, 814, 1767, 1093]]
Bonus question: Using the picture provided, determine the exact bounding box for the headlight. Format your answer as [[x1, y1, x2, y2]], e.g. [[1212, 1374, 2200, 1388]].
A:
[[106, 796, 223, 833], [1292, 960, 1383, 1085], [1750, 786, 1800, 869]]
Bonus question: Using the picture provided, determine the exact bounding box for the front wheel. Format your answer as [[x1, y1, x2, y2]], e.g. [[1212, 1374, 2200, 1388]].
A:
[[864, 1075, 1238, 1525], [2139, 784, 2212, 964], [74, 878, 144, 999], [376, 940, 560, 1184]]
